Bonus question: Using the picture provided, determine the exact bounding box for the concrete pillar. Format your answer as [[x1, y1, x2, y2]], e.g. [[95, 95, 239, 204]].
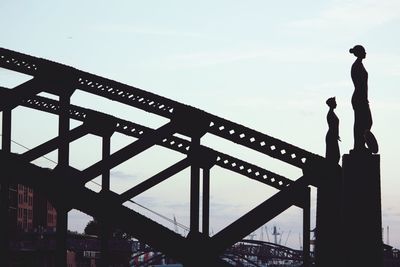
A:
[[342, 152, 383, 267]]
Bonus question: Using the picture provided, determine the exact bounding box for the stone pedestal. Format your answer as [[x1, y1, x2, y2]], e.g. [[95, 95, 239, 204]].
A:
[[342, 152, 383, 267]]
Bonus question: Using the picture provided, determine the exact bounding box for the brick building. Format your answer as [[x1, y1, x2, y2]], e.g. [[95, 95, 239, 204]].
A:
[[5, 183, 18, 236], [17, 184, 34, 231], [33, 188, 57, 232], [9, 183, 57, 234]]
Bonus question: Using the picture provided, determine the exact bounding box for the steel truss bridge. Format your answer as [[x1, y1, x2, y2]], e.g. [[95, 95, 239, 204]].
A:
[[0, 47, 335, 267], [226, 240, 306, 265]]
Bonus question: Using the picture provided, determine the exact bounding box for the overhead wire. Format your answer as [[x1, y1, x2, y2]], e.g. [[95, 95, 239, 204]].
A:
[[1, 135, 190, 232]]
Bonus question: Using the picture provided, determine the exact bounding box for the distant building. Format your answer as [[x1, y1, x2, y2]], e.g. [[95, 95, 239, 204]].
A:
[[33, 188, 57, 232], [6, 183, 18, 236], [67, 250, 77, 267], [17, 184, 34, 232], [7, 183, 57, 234], [9, 232, 133, 267]]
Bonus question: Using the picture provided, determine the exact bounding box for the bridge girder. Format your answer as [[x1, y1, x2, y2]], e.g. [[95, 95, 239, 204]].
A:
[[0, 47, 336, 266]]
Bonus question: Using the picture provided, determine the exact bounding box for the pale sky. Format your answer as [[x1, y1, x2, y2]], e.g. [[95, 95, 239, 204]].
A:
[[1, 0, 399, 250]]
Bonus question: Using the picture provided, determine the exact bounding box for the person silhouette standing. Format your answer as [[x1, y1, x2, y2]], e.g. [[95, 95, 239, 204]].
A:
[[349, 45, 378, 153], [325, 97, 340, 164]]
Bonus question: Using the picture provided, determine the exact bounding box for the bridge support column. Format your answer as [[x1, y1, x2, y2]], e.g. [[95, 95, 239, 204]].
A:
[[56, 206, 68, 267], [202, 167, 210, 236], [302, 187, 311, 267], [342, 152, 383, 267], [189, 136, 200, 234], [315, 164, 342, 267], [100, 135, 111, 267], [100, 220, 110, 267], [0, 180, 10, 267], [0, 108, 12, 267], [56, 91, 73, 267]]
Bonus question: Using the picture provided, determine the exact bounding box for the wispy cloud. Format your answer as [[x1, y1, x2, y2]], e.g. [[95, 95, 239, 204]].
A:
[[89, 23, 202, 38], [288, 0, 400, 32], [383, 207, 400, 217], [212, 79, 351, 114], [163, 46, 344, 70], [111, 170, 138, 180], [374, 99, 400, 112], [386, 65, 400, 77], [371, 54, 400, 78]]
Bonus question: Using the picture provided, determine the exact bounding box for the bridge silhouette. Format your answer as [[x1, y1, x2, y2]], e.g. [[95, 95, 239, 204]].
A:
[[130, 239, 306, 266], [0, 47, 382, 267]]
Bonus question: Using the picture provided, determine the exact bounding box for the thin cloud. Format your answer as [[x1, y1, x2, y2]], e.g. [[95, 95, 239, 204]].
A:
[[382, 207, 400, 217], [288, 0, 400, 32], [386, 66, 400, 77], [370, 54, 400, 78], [373, 100, 400, 112], [164, 202, 189, 210], [111, 170, 138, 180], [163, 47, 344, 70], [88, 23, 202, 38]]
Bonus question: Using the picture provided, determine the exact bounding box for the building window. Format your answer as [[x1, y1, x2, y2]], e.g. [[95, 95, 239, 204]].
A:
[[28, 209, 32, 220], [23, 188, 28, 203], [23, 208, 27, 230], [18, 194, 22, 204]]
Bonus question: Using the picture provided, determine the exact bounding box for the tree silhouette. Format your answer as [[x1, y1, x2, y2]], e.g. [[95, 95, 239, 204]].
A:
[[84, 219, 132, 239]]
